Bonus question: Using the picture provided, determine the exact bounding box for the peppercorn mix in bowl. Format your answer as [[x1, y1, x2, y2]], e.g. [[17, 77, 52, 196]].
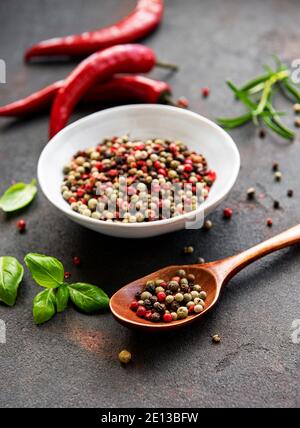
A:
[[38, 104, 240, 238], [61, 137, 215, 223]]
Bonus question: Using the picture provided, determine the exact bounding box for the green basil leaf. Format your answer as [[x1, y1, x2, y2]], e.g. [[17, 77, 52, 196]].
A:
[[0, 179, 37, 212], [0, 256, 24, 306], [24, 253, 64, 289], [33, 289, 56, 325], [68, 283, 109, 313], [56, 284, 69, 313]]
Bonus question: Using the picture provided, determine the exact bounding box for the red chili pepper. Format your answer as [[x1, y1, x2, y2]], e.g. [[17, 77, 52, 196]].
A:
[[25, 0, 164, 61], [0, 75, 173, 118], [49, 44, 158, 138]]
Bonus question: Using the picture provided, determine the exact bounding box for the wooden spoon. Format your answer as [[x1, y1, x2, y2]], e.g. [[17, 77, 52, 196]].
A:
[[110, 224, 300, 331]]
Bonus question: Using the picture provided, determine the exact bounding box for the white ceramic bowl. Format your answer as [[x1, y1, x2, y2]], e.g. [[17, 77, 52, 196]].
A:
[[38, 105, 240, 238]]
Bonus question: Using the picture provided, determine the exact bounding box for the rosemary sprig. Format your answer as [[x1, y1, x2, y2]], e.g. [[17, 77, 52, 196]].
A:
[[217, 58, 298, 141]]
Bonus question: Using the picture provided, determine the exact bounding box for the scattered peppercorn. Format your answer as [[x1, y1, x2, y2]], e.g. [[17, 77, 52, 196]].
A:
[[272, 162, 279, 172], [64, 271, 71, 279], [73, 256, 81, 266], [183, 246, 194, 254], [274, 171, 282, 182], [247, 187, 256, 200], [258, 128, 266, 138], [295, 118, 300, 127], [177, 97, 189, 108], [130, 270, 207, 323], [118, 350, 132, 364], [204, 219, 213, 230], [293, 103, 300, 114], [17, 219, 26, 233], [212, 334, 221, 344], [267, 218, 273, 227], [201, 87, 210, 98], [273, 200, 280, 209], [197, 257, 205, 264], [223, 207, 233, 219], [287, 189, 294, 198]]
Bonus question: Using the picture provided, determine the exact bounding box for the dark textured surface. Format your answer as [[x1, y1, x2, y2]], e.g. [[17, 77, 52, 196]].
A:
[[0, 0, 300, 408]]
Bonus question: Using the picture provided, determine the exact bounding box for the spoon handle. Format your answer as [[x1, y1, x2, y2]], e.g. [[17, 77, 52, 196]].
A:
[[208, 224, 300, 284]]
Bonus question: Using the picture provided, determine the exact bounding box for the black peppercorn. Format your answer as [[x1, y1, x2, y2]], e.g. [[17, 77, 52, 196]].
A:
[[273, 200, 280, 209], [187, 274, 195, 283], [153, 302, 165, 314], [145, 284, 156, 294], [151, 312, 161, 322], [144, 299, 152, 310], [170, 301, 180, 312], [287, 189, 294, 198], [135, 291, 141, 300], [168, 281, 179, 293], [149, 296, 157, 305], [180, 283, 190, 293]]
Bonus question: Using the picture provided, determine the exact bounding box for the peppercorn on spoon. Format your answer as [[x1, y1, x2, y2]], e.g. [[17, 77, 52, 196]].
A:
[[110, 224, 300, 331]]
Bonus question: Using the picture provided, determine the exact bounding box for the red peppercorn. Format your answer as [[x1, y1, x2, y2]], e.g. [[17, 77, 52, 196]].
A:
[[136, 306, 147, 318], [95, 161, 103, 171], [159, 281, 168, 289], [153, 161, 161, 170], [267, 218, 273, 227], [130, 301, 139, 311], [184, 164, 193, 173], [17, 219, 26, 233], [85, 183, 93, 193], [163, 313, 173, 323], [68, 197, 77, 204], [158, 168, 167, 177], [157, 292, 166, 302], [188, 305, 195, 314], [64, 271, 71, 279], [145, 310, 153, 321], [223, 208, 233, 219], [177, 97, 189, 108], [201, 87, 210, 98], [73, 256, 81, 266], [77, 188, 85, 198], [109, 169, 118, 177]]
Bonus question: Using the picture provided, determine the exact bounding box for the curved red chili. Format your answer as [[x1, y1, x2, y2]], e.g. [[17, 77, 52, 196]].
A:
[[49, 44, 157, 138], [0, 75, 173, 118], [25, 0, 164, 61]]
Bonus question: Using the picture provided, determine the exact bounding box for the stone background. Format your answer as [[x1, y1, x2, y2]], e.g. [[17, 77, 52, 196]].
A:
[[0, 0, 299, 408]]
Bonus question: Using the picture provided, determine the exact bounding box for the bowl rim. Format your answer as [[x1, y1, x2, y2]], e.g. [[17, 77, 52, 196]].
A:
[[38, 104, 240, 229]]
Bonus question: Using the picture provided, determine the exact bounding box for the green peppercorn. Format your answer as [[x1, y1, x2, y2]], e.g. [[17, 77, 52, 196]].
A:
[[177, 307, 188, 319], [193, 284, 202, 292], [155, 279, 165, 286], [274, 171, 282, 181], [199, 291, 207, 300], [165, 295, 174, 304], [191, 290, 199, 299], [176, 269, 186, 278], [155, 286, 165, 294], [141, 291, 152, 301], [171, 312, 178, 321], [175, 293, 184, 302], [183, 246, 194, 254], [194, 304, 204, 313], [247, 187, 256, 199], [118, 349, 132, 364], [183, 293, 192, 302], [180, 278, 188, 285]]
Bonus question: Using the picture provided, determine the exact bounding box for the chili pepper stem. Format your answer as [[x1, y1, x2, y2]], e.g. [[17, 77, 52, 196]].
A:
[[163, 94, 178, 107], [155, 61, 178, 71]]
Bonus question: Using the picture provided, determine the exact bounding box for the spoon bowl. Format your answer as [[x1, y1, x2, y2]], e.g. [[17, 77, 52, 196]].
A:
[[110, 224, 300, 331]]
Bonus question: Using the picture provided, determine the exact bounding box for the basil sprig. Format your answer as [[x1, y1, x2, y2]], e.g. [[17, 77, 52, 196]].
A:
[[0, 256, 24, 306], [25, 253, 109, 325], [0, 179, 37, 212]]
